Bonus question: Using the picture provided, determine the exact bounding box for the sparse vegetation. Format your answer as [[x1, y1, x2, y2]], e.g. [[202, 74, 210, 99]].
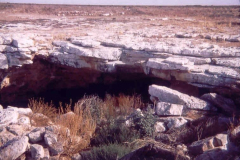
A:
[[82, 143, 132, 160], [27, 94, 148, 158]]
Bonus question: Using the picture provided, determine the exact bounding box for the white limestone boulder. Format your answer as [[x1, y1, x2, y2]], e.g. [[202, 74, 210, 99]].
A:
[[0, 109, 19, 127], [149, 85, 213, 111], [0, 136, 29, 160]]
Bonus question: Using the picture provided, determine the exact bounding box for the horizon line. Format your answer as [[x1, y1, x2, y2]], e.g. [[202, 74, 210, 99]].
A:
[[0, 2, 239, 6]]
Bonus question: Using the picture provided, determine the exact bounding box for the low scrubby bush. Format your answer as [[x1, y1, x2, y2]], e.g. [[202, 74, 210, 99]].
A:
[[91, 117, 140, 146], [82, 143, 132, 160], [133, 107, 156, 137]]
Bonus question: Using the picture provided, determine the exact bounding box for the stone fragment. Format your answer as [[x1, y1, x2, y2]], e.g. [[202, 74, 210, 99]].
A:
[[212, 58, 240, 68], [155, 102, 183, 116], [49, 51, 91, 69], [5, 46, 18, 52], [28, 129, 44, 143], [7, 106, 32, 115], [201, 93, 236, 115], [230, 125, 240, 142], [206, 65, 240, 80], [43, 148, 50, 159], [12, 37, 34, 48], [71, 39, 101, 48], [188, 133, 228, 155], [226, 35, 240, 42], [149, 85, 213, 111], [18, 116, 31, 125], [48, 142, 64, 156], [6, 124, 24, 136], [0, 53, 8, 69], [154, 122, 166, 133], [0, 109, 19, 127], [44, 131, 58, 146], [61, 43, 121, 60], [30, 144, 44, 160], [0, 131, 16, 146], [166, 117, 188, 129], [52, 41, 68, 47], [0, 136, 29, 160], [0, 36, 12, 45], [147, 57, 194, 71]]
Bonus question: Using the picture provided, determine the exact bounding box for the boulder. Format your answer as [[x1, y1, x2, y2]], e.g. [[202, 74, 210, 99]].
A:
[[44, 131, 58, 146], [30, 144, 45, 160], [5, 46, 18, 52], [195, 148, 229, 160], [0, 109, 19, 127], [155, 102, 183, 116], [230, 125, 240, 144], [154, 122, 166, 133], [48, 142, 64, 156], [201, 93, 236, 115], [12, 37, 34, 48], [166, 117, 188, 129], [0, 53, 8, 69], [43, 148, 50, 159], [6, 52, 33, 67], [6, 124, 24, 136], [0, 136, 29, 160], [28, 127, 45, 143], [0, 131, 16, 147], [7, 106, 32, 115], [149, 85, 213, 111], [188, 133, 228, 155], [0, 36, 12, 45], [18, 116, 31, 125]]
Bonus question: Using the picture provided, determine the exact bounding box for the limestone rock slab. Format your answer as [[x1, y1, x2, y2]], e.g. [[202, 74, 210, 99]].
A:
[[149, 85, 213, 110]]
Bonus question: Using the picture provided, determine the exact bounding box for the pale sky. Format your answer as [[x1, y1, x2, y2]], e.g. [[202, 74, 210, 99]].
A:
[[0, 0, 239, 5]]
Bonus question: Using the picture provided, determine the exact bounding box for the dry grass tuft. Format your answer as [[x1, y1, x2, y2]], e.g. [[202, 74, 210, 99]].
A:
[[28, 98, 56, 126], [28, 98, 57, 119], [56, 102, 96, 155]]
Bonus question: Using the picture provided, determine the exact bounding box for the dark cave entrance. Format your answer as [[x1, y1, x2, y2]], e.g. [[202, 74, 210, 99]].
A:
[[6, 77, 171, 108], [0, 58, 211, 108], [4, 76, 210, 108]]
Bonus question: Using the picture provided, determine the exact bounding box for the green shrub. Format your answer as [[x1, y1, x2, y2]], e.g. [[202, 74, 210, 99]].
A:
[[133, 107, 156, 137], [82, 143, 131, 160], [91, 117, 140, 146]]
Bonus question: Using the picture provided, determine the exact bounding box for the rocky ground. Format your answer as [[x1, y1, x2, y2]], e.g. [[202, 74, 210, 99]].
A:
[[0, 3, 240, 160]]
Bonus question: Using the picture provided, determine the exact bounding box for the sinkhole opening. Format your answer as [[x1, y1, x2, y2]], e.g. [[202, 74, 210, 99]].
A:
[[3, 76, 210, 108]]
